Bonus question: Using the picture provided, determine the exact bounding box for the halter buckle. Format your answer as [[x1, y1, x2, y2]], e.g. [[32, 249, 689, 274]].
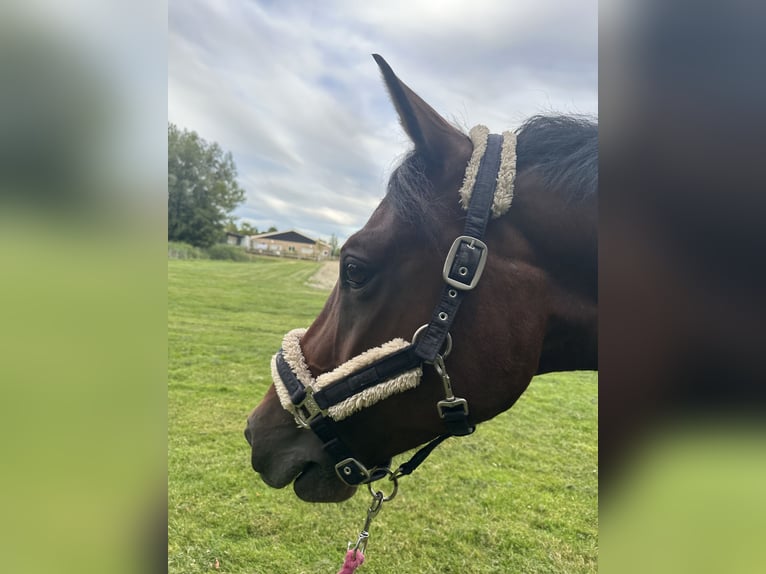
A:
[[432, 355, 472, 434], [293, 387, 325, 428], [437, 397, 469, 418], [442, 235, 488, 291], [335, 458, 371, 485]]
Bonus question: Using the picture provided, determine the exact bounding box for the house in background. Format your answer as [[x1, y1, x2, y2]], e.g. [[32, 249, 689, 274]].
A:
[[249, 230, 331, 261], [225, 232, 251, 249]]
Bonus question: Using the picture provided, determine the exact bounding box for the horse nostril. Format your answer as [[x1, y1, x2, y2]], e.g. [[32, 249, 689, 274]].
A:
[[244, 426, 252, 446]]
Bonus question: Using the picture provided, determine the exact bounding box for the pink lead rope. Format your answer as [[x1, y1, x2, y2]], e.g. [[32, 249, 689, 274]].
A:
[[337, 549, 365, 573], [336, 478, 397, 573]]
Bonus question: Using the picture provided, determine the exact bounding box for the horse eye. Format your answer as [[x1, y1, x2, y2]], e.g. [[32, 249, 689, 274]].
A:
[[344, 262, 369, 287]]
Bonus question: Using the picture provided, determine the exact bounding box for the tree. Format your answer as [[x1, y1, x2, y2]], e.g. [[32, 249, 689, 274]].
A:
[[329, 233, 340, 258], [239, 221, 256, 236], [267, 226, 278, 233], [168, 124, 245, 247]]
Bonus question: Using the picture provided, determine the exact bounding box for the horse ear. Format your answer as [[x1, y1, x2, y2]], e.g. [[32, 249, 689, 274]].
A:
[[372, 54, 468, 169]]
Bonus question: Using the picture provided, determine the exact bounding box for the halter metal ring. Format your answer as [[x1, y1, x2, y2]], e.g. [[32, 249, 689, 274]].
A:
[[367, 469, 399, 502], [411, 324, 452, 358]]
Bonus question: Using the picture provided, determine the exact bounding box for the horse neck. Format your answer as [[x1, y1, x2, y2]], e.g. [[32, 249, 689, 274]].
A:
[[505, 180, 598, 374]]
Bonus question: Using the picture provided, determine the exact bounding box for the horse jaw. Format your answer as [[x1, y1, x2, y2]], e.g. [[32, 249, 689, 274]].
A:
[[245, 387, 357, 502]]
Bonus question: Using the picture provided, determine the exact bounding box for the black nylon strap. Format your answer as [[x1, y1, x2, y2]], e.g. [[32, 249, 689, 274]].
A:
[[280, 345, 420, 412], [309, 416, 353, 460], [395, 434, 452, 477], [464, 133, 503, 238], [441, 404, 475, 436], [414, 133, 502, 362], [309, 416, 369, 484], [276, 351, 306, 404], [313, 346, 421, 410], [310, 415, 391, 486]]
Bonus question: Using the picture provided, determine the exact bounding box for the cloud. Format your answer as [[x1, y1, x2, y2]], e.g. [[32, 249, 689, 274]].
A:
[[169, 0, 597, 243]]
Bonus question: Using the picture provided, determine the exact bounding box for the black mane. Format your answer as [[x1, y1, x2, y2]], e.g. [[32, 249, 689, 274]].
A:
[[385, 114, 598, 228], [516, 115, 598, 201]]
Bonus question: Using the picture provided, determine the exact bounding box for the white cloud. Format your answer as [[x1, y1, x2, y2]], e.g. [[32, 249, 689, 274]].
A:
[[169, 0, 597, 244]]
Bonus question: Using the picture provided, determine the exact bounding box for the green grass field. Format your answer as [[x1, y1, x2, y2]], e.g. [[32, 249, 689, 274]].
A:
[[168, 258, 597, 573]]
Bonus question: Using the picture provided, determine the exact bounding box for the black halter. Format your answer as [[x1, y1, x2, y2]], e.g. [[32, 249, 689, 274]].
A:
[[274, 133, 505, 486]]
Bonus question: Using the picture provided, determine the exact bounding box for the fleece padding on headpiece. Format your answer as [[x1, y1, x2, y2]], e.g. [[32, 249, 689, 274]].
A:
[[271, 329, 422, 422], [458, 125, 517, 218]]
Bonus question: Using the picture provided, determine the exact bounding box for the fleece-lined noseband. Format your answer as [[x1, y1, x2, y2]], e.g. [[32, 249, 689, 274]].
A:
[[271, 126, 517, 486]]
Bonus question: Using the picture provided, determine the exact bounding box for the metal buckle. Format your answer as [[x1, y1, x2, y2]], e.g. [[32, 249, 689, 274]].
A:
[[442, 235, 488, 290], [437, 397, 470, 418], [335, 458, 371, 485], [293, 387, 325, 428]]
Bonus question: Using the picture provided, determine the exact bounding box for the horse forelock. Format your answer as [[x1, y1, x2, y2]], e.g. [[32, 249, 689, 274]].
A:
[[383, 150, 447, 247]]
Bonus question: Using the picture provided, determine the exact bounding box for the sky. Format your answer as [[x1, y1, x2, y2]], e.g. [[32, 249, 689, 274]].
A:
[[168, 0, 597, 244]]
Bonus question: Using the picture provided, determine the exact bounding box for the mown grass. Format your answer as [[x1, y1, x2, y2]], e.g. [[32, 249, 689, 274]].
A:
[[168, 258, 597, 573]]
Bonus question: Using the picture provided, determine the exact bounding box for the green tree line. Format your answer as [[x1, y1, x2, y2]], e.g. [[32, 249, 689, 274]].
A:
[[168, 123, 341, 253], [168, 124, 245, 248], [223, 221, 278, 236]]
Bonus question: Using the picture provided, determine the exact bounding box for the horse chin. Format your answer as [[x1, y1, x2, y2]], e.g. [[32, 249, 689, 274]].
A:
[[293, 463, 357, 502], [256, 461, 302, 490]]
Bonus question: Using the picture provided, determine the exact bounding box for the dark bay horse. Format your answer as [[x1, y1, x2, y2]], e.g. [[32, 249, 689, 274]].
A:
[[245, 55, 597, 503]]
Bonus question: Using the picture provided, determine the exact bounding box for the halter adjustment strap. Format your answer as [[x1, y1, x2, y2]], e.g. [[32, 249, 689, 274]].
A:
[[413, 133, 503, 364], [309, 415, 391, 485]]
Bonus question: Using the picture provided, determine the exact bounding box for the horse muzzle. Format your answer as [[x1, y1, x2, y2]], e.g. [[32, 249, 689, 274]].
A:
[[245, 402, 357, 502]]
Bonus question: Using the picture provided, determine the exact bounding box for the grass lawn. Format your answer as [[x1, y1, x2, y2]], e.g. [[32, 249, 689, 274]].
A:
[[168, 257, 598, 573]]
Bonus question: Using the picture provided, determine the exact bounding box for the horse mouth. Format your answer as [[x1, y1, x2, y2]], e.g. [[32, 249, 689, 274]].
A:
[[293, 463, 357, 502], [245, 397, 356, 502], [252, 456, 356, 502]]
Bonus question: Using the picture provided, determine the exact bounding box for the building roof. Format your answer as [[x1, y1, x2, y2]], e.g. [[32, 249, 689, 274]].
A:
[[251, 230, 317, 245]]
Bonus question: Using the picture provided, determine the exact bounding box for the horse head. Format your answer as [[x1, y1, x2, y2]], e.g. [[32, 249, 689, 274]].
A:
[[245, 55, 597, 502]]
